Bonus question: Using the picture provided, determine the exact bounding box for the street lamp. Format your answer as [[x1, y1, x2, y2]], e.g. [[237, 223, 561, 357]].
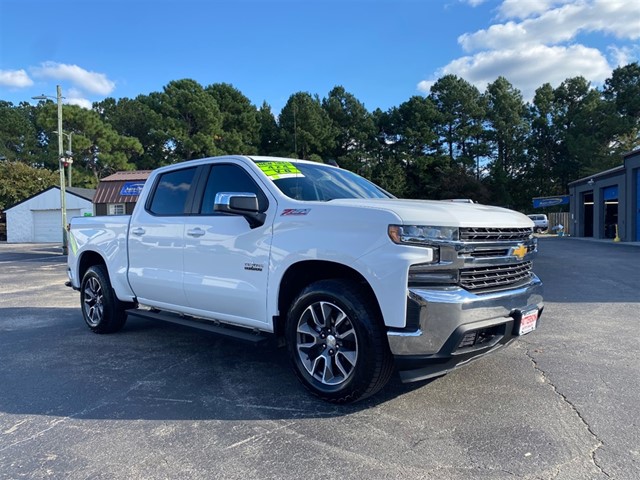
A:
[[54, 130, 73, 187], [32, 85, 68, 255]]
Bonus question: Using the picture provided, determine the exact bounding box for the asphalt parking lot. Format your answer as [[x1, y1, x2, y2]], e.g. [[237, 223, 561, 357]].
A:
[[0, 239, 638, 480]]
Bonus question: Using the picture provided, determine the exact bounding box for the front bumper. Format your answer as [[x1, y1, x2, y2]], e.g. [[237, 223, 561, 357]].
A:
[[388, 275, 543, 382]]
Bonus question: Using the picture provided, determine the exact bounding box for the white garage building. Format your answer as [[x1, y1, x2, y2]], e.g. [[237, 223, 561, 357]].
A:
[[6, 186, 95, 243]]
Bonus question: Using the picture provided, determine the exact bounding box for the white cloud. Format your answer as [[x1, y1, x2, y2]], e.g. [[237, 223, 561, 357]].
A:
[[419, 0, 639, 102], [66, 97, 93, 109], [66, 88, 93, 109], [417, 80, 435, 94], [461, 0, 487, 6], [0, 69, 34, 88], [31, 62, 115, 95], [461, 0, 640, 52], [419, 44, 611, 101], [608, 45, 640, 68], [497, 0, 573, 20]]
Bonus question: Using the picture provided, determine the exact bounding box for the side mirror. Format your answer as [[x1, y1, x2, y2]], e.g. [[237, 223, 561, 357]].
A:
[[214, 192, 266, 228]]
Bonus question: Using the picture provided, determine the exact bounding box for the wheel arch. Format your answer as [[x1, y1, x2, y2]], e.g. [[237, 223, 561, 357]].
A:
[[78, 250, 108, 283], [274, 260, 383, 339]]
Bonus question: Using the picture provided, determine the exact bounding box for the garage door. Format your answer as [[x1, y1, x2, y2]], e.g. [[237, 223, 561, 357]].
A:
[[33, 209, 81, 243]]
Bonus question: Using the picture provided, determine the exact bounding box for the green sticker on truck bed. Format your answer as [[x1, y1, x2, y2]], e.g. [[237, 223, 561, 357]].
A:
[[257, 161, 303, 180]]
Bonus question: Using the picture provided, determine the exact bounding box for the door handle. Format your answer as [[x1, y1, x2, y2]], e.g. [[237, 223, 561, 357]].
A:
[[131, 227, 145, 236], [187, 228, 205, 237]]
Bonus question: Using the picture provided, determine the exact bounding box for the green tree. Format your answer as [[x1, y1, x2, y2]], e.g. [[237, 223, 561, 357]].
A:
[[151, 79, 223, 162], [362, 108, 407, 196], [375, 97, 455, 199], [279, 92, 334, 159], [205, 83, 259, 155], [35, 102, 143, 184], [484, 77, 529, 208], [0, 101, 40, 163], [257, 102, 280, 156], [428, 75, 487, 176], [388, 96, 439, 158], [528, 83, 560, 196], [546, 77, 617, 188], [95, 96, 167, 169], [0, 161, 59, 210], [603, 62, 640, 153], [322, 86, 376, 171]]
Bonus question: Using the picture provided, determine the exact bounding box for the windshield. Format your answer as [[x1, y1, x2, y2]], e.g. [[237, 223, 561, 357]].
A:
[[255, 161, 393, 201]]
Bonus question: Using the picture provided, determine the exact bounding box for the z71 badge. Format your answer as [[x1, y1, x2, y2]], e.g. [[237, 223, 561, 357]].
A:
[[244, 263, 264, 272]]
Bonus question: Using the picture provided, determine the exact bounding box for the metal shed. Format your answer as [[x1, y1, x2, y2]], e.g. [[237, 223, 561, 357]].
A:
[[93, 170, 151, 215], [5, 186, 95, 243]]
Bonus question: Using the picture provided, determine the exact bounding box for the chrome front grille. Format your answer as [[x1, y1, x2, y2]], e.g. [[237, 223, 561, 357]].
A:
[[468, 248, 510, 258], [460, 261, 533, 291], [460, 227, 533, 242]]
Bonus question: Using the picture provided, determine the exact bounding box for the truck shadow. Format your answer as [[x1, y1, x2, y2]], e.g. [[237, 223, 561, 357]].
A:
[[0, 308, 432, 422]]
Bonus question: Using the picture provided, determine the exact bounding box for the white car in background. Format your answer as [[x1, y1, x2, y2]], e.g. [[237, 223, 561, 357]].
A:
[[527, 214, 548, 233]]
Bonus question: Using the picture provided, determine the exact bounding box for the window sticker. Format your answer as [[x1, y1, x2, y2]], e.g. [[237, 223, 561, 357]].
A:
[[257, 162, 304, 180]]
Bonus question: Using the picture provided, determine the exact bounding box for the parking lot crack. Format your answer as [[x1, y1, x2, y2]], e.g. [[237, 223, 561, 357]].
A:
[[524, 347, 610, 478], [411, 437, 427, 449]]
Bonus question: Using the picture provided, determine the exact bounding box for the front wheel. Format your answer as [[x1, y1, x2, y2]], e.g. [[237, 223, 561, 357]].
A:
[[80, 265, 130, 333], [285, 279, 394, 403]]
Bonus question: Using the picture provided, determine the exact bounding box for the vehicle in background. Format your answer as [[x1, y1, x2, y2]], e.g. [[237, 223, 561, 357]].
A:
[[527, 214, 548, 233]]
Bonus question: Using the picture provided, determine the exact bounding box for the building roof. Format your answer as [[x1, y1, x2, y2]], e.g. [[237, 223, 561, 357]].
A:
[[66, 186, 96, 201], [623, 147, 640, 159], [567, 165, 625, 186], [4, 186, 96, 211], [567, 147, 640, 187], [93, 170, 151, 205], [101, 170, 152, 182]]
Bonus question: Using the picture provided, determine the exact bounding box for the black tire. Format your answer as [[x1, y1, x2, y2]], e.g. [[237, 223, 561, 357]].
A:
[[80, 265, 131, 334], [285, 279, 394, 404]]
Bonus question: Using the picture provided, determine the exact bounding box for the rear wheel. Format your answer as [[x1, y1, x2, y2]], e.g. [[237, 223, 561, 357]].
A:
[[285, 279, 394, 403], [80, 265, 131, 333]]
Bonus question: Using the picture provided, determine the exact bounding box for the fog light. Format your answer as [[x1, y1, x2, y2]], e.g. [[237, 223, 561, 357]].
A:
[[459, 331, 478, 348]]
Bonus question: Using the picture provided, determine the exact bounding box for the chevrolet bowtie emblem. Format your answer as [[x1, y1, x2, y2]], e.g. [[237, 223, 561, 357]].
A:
[[511, 244, 527, 260]]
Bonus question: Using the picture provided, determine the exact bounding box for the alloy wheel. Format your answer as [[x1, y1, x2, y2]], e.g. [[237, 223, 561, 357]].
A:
[[83, 277, 104, 327], [295, 301, 359, 386]]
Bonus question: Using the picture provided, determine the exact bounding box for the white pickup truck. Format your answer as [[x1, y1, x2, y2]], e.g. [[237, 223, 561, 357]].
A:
[[67, 155, 543, 403]]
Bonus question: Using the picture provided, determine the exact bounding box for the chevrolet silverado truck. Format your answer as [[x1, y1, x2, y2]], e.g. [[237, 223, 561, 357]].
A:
[[67, 155, 543, 403]]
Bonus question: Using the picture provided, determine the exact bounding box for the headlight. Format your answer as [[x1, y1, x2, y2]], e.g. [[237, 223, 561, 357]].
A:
[[388, 225, 459, 245]]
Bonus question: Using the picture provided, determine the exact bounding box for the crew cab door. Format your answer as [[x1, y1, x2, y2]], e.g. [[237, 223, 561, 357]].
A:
[[127, 166, 200, 309], [182, 162, 275, 328]]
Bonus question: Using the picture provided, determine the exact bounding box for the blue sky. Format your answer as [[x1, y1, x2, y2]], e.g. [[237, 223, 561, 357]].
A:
[[1, 0, 638, 114]]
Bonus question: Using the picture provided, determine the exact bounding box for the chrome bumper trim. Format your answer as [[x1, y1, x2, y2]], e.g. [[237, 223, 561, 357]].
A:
[[387, 275, 543, 356]]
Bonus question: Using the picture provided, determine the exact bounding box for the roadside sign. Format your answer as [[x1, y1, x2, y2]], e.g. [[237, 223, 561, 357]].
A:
[[532, 195, 569, 208], [119, 182, 145, 196]]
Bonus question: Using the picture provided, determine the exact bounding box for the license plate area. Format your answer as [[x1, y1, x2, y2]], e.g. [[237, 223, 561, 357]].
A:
[[516, 308, 538, 335]]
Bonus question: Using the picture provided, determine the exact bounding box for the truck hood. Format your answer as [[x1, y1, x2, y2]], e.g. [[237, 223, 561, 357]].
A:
[[327, 198, 533, 228]]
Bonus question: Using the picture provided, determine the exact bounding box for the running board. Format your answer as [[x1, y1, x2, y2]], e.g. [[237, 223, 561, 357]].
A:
[[126, 309, 268, 345]]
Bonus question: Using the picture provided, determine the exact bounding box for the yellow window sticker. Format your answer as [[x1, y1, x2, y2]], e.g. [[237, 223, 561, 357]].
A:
[[257, 161, 303, 180]]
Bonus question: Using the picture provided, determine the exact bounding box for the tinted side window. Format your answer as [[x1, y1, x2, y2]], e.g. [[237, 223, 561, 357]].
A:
[[148, 167, 197, 215], [200, 164, 268, 214]]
